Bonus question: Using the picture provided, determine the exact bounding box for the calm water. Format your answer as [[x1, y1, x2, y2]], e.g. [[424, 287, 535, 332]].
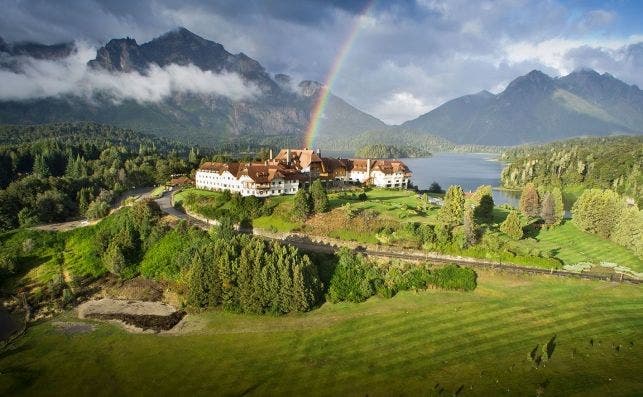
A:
[[402, 153, 520, 207]]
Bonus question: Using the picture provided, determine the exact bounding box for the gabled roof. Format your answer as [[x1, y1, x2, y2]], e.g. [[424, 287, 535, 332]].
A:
[[274, 149, 322, 169], [198, 161, 303, 183]]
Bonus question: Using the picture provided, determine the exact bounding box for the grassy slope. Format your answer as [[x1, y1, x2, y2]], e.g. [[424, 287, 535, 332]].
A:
[[181, 187, 641, 269], [524, 222, 642, 272], [0, 271, 641, 396]]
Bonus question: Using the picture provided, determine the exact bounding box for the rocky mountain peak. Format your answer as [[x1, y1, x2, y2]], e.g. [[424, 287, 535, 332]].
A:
[[502, 69, 556, 99], [298, 80, 324, 97], [88, 37, 145, 72]]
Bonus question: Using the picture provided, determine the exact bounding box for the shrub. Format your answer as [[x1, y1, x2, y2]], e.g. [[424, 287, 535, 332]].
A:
[[427, 265, 477, 291], [327, 248, 380, 303], [0, 253, 17, 282], [500, 211, 523, 240]]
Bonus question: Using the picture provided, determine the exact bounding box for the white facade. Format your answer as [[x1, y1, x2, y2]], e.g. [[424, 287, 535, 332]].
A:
[[195, 169, 299, 197], [371, 170, 410, 188]]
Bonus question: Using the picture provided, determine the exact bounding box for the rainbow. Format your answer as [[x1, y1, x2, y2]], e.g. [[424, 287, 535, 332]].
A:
[[303, 0, 375, 149]]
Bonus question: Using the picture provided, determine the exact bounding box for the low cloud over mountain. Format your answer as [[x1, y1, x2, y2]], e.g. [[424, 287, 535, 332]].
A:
[[0, 42, 258, 103]]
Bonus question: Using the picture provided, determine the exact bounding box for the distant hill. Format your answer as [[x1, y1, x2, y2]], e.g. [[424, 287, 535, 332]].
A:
[[501, 135, 643, 203], [402, 69, 643, 145], [0, 29, 387, 147], [0, 122, 189, 153]]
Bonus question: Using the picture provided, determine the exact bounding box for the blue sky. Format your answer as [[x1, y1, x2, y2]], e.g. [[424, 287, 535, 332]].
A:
[[1, 0, 642, 123]]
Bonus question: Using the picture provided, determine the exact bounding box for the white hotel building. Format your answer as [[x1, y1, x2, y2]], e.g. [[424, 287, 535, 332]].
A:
[[195, 149, 412, 197]]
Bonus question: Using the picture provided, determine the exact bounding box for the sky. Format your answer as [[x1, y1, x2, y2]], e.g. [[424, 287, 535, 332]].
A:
[[1, 0, 642, 124]]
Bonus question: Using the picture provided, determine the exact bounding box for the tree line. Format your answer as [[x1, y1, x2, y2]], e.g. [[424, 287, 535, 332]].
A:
[[501, 135, 642, 205], [355, 144, 432, 159]]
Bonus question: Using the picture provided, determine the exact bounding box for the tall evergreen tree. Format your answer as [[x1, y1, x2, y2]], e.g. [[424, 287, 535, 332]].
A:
[[540, 192, 556, 226], [437, 185, 465, 226], [519, 182, 540, 217], [310, 179, 329, 213], [551, 187, 565, 225], [500, 211, 523, 240], [188, 147, 199, 165], [474, 194, 494, 223], [33, 153, 50, 178], [462, 207, 478, 247], [292, 189, 313, 221]]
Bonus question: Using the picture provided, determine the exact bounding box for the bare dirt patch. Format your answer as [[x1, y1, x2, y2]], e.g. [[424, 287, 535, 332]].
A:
[[77, 298, 185, 333], [102, 277, 165, 302]]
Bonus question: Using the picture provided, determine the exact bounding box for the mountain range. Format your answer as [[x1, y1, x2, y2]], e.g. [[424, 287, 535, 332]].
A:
[[403, 69, 643, 145], [0, 28, 641, 147]]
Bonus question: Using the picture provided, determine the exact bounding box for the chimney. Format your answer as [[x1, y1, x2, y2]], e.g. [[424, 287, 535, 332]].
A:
[[316, 148, 321, 157], [367, 158, 371, 177], [269, 149, 273, 160], [287, 148, 291, 165]]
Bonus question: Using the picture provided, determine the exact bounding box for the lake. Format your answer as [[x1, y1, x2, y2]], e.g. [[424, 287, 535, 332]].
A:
[[402, 153, 520, 207]]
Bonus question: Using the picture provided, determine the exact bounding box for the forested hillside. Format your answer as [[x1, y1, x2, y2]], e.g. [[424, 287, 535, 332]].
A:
[[355, 144, 431, 159], [318, 128, 501, 154], [0, 122, 186, 150], [0, 123, 195, 231], [501, 136, 642, 203]]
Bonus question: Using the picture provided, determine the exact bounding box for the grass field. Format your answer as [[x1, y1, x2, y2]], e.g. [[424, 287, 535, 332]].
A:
[[515, 221, 643, 272], [1, 270, 641, 396]]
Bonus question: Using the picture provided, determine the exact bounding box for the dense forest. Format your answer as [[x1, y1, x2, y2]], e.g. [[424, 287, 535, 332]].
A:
[[317, 129, 503, 154], [501, 136, 643, 203], [355, 144, 431, 159], [0, 123, 196, 231]]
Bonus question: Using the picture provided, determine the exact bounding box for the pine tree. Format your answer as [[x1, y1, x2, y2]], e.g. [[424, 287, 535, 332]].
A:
[[188, 147, 199, 165], [540, 192, 556, 226], [463, 207, 478, 247], [437, 185, 465, 226], [292, 189, 313, 221], [519, 183, 540, 217], [310, 179, 329, 213], [500, 211, 523, 240], [474, 194, 494, 223], [187, 252, 209, 308], [33, 153, 50, 178], [551, 187, 564, 225]]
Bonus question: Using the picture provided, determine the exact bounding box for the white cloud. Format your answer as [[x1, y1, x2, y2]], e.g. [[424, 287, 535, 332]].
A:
[[0, 42, 259, 102], [372, 91, 431, 124], [502, 35, 643, 73]]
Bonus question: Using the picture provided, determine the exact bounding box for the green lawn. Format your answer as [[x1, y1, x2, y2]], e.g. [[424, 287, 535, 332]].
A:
[[516, 221, 643, 272], [329, 188, 440, 223], [173, 187, 224, 204], [1, 270, 641, 396]]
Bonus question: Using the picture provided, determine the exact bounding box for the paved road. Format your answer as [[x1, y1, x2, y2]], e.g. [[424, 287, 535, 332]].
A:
[[155, 191, 189, 219]]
